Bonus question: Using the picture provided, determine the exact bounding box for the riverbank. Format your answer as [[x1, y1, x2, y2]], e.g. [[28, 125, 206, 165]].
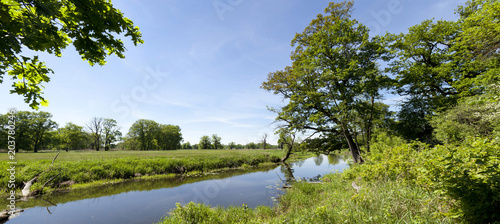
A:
[[157, 174, 449, 224], [0, 149, 313, 196], [157, 137, 500, 223]]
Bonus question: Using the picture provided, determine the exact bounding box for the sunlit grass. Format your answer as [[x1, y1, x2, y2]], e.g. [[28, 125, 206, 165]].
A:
[[0, 149, 290, 161], [158, 174, 454, 223], [0, 149, 312, 195]]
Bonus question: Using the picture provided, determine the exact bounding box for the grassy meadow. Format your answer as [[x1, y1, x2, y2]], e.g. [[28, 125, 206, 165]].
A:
[[0, 149, 312, 195], [0, 149, 291, 162]]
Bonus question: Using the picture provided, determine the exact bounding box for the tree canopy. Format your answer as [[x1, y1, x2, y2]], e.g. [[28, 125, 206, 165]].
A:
[[0, 0, 143, 109], [262, 1, 389, 163]]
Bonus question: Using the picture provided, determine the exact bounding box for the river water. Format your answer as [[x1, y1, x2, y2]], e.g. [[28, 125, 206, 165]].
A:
[[5, 154, 349, 224]]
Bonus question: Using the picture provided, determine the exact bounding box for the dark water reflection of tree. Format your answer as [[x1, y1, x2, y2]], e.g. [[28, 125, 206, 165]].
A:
[[313, 155, 324, 166]]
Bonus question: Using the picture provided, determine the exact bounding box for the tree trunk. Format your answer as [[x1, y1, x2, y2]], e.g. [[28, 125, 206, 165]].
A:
[[34, 140, 40, 153], [366, 95, 375, 153], [95, 139, 100, 151], [281, 147, 292, 162], [342, 128, 363, 163]]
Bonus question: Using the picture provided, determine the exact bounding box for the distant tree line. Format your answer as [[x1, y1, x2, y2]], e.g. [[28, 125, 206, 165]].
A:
[[185, 133, 279, 150], [0, 111, 279, 152], [0, 112, 183, 152]]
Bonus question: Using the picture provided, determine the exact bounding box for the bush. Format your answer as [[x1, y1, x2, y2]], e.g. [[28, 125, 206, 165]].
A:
[[342, 140, 427, 185], [432, 86, 500, 144], [343, 136, 500, 223], [423, 138, 500, 223]]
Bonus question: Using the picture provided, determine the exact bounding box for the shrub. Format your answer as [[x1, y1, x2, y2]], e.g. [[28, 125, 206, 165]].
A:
[[432, 86, 500, 144], [424, 138, 500, 223], [344, 135, 500, 223]]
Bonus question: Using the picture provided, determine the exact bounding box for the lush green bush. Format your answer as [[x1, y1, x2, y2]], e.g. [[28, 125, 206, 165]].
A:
[[432, 85, 500, 144], [422, 138, 500, 223], [343, 136, 500, 223], [343, 139, 427, 185]]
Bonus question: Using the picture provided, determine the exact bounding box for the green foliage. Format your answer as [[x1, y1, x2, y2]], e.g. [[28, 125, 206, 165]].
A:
[[455, 0, 500, 85], [342, 136, 500, 223], [211, 134, 221, 149], [156, 124, 183, 150], [0, 111, 58, 151], [57, 122, 90, 151], [342, 141, 427, 184], [246, 142, 257, 149], [432, 85, 500, 144], [383, 0, 500, 145], [181, 142, 192, 149], [303, 133, 345, 155], [227, 142, 236, 149], [0, 150, 285, 194], [199, 135, 212, 149], [394, 96, 437, 144], [127, 119, 159, 150], [126, 119, 182, 150], [261, 1, 389, 163], [102, 119, 121, 151], [424, 138, 500, 223], [0, 0, 143, 109], [159, 175, 450, 224], [160, 202, 259, 224]]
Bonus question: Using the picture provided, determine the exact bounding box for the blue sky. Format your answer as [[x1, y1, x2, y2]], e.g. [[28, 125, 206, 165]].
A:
[[0, 0, 466, 145]]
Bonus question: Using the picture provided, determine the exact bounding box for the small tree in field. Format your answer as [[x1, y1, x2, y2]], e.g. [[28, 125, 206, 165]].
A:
[[199, 136, 212, 149], [212, 134, 221, 149]]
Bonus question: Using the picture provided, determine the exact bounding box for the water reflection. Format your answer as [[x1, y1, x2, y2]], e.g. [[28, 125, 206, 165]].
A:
[[280, 162, 296, 186], [5, 154, 348, 224], [313, 155, 324, 166], [328, 153, 348, 165]]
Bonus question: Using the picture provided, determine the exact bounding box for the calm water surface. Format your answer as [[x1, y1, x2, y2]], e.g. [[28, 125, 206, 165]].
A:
[[5, 154, 348, 224]]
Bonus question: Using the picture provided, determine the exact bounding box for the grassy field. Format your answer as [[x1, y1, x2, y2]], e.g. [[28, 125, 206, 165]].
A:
[[0, 149, 289, 161], [0, 149, 312, 195]]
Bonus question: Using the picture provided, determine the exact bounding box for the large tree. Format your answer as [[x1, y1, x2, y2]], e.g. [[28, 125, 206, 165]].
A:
[[383, 0, 500, 143], [102, 118, 121, 151], [211, 134, 221, 149], [260, 133, 268, 149], [127, 119, 159, 151], [199, 135, 212, 149], [454, 0, 500, 84], [0, 111, 31, 152], [156, 124, 182, 150], [0, 0, 143, 109], [58, 122, 89, 151], [30, 111, 57, 152], [86, 117, 103, 151], [262, 1, 388, 163], [383, 20, 461, 144], [0, 111, 57, 152]]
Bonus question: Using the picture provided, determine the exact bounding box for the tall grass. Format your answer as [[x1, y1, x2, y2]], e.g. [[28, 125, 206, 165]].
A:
[[0, 149, 309, 194], [158, 174, 453, 223]]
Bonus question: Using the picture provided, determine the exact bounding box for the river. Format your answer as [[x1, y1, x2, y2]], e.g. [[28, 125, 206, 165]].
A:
[[5, 154, 349, 224]]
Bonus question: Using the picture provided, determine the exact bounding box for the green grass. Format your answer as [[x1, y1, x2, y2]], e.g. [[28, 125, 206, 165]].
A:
[[0, 149, 312, 195], [0, 149, 290, 161], [3, 163, 281, 210], [157, 174, 454, 224]]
